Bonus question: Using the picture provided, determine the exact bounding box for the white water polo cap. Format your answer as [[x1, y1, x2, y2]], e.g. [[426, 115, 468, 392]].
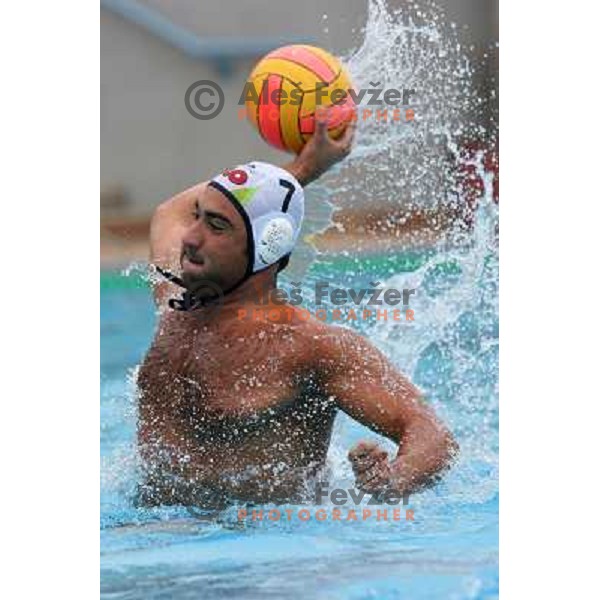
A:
[[208, 161, 304, 275]]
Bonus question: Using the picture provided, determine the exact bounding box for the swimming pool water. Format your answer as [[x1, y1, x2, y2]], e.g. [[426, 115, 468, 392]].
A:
[[100, 255, 499, 600]]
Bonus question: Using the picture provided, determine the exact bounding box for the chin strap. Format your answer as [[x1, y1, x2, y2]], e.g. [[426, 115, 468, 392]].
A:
[[153, 264, 254, 312], [153, 265, 207, 311], [154, 265, 185, 288], [168, 291, 206, 312]]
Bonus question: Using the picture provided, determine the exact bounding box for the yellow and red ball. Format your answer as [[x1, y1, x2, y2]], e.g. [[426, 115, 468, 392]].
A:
[[245, 45, 356, 153]]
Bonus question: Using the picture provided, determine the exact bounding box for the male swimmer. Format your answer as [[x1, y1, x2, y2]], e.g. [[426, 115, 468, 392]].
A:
[[137, 114, 457, 508]]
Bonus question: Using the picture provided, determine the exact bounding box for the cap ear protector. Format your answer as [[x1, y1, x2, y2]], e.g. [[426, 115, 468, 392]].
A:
[[208, 161, 305, 275], [253, 214, 295, 266]]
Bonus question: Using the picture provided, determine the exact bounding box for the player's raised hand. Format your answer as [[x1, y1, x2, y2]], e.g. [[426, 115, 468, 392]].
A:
[[285, 106, 356, 186]]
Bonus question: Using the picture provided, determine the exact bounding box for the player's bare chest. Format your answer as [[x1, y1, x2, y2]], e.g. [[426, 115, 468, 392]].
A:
[[145, 322, 309, 418]]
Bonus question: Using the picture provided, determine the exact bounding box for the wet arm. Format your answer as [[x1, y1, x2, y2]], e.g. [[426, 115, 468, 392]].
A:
[[318, 327, 458, 494]]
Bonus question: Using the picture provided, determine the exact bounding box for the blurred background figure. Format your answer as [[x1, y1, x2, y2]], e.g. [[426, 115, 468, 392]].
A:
[[101, 0, 498, 268]]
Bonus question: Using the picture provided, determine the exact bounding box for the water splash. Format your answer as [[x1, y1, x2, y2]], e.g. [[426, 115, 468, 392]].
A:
[[343, 0, 483, 206], [312, 0, 499, 505], [293, 0, 493, 269]]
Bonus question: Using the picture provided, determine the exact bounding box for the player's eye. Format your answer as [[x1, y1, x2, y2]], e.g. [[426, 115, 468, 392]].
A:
[[208, 217, 229, 231]]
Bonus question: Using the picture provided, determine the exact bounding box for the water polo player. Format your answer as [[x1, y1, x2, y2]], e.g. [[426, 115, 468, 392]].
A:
[[136, 113, 457, 508]]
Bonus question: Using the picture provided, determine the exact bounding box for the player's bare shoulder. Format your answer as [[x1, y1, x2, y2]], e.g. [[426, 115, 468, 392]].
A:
[[288, 316, 389, 385], [269, 310, 364, 373]]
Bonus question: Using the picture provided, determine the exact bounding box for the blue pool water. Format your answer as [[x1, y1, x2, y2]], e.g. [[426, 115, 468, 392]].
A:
[[101, 244, 499, 599]]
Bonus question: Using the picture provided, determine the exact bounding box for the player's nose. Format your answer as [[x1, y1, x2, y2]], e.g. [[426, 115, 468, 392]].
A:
[[182, 220, 206, 249]]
